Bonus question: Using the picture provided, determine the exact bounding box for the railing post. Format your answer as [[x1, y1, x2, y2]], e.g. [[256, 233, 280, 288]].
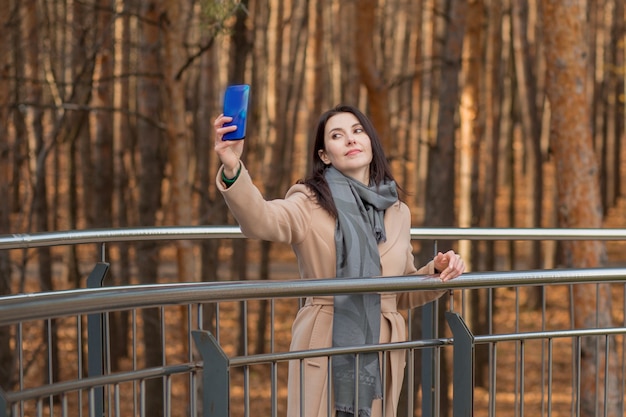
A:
[[446, 311, 474, 417], [421, 302, 437, 417], [86, 262, 110, 417], [192, 330, 229, 417], [0, 388, 8, 417]]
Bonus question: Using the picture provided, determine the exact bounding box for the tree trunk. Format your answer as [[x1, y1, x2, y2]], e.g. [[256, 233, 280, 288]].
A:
[[195, 20, 223, 333], [460, 0, 487, 388], [75, 0, 97, 229], [459, 0, 484, 272], [92, 0, 115, 232], [512, 0, 544, 307], [601, 0, 624, 208], [541, 1, 620, 416], [356, 0, 391, 152], [137, 1, 167, 414], [338, 0, 359, 104], [226, 0, 253, 359], [0, 0, 13, 390], [162, 0, 195, 283], [421, 0, 467, 247], [22, 0, 60, 392], [419, 1, 467, 416], [482, 0, 505, 272], [66, 0, 96, 291], [110, 0, 134, 368]]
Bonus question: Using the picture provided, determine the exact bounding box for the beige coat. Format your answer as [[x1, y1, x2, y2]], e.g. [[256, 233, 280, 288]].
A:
[[218, 164, 445, 417]]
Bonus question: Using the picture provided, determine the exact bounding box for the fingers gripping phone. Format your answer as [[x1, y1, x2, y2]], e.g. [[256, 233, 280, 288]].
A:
[[222, 84, 250, 140]]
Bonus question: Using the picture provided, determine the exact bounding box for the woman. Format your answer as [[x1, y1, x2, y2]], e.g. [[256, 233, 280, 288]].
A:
[[214, 105, 465, 417]]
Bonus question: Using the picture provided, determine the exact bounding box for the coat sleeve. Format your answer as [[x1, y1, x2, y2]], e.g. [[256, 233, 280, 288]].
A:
[[217, 163, 313, 244], [394, 204, 446, 310]]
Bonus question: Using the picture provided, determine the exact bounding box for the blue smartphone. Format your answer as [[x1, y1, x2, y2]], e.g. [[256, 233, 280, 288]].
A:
[[222, 84, 250, 140]]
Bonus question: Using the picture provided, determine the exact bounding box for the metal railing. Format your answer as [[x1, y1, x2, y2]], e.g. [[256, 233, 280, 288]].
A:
[[1, 227, 626, 417]]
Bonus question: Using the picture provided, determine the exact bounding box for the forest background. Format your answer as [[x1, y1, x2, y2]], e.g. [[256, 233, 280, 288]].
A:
[[0, 0, 625, 416]]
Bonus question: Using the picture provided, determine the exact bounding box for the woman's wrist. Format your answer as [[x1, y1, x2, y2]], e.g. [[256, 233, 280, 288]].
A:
[[221, 162, 242, 187], [223, 161, 241, 179]]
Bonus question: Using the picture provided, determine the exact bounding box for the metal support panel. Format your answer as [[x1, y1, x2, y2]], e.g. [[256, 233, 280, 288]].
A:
[[421, 302, 436, 417], [0, 388, 8, 417], [192, 330, 229, 417], [446, 311, 475, 417], [87, 262, 110, 417]]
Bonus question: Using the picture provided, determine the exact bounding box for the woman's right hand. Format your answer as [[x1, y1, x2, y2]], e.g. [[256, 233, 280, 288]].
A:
[[214, 114, 244, 177]]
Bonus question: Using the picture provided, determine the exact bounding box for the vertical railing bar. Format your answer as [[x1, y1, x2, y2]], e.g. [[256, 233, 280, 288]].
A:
[[244, 365, 250, 417], [189, 370, 197, 417], [407, 348, 414, 417], [243, 300, 248, 355], [270, 299, 275, 353], [271, 361, 278, 417], [327, 357, 333, 417], [489, 343, 497, 417], [575, 336, 581, 417], [595, 284, 600, 417], [100, 243, 106, 263], [160, 305, 166, 414], [104, 310, 111, 417], [187, 304, 193, 361], [164, 375, 172, 417], [381, 347, 388, 417], [114, 384, 120, 417], [140, 379, 146, 417], [18, 322, 24, 417], [547, 339, 553, 417], [77, 315, 84, 417], [435, 323, 441, 417], [541, 287, 547, 417], [194, 301, 201, 417], [622, 284, 626, 417], [354, 353, 360, 414], [300, 359, 305, 417], [88, 387, 95, 417], [405, 308, 412, 417], [47, 318, 54, 417], [569, 287, 576, 417], [519, 340, 526, 416], [514, 288, 520, 417], [188, 304, 196, 417], [604, 335, 609, 417], [488, 287, 494, 417], [132, 310, 138, 417], [61, 392, 67, 417]]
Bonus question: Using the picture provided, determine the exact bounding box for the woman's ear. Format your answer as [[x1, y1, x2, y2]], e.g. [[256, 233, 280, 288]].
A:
[[318, 149, 330, 165]]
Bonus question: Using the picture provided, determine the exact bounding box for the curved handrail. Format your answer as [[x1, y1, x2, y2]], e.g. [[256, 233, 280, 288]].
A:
[[1, 226, 626, 250], [1, 267, 625, 326]]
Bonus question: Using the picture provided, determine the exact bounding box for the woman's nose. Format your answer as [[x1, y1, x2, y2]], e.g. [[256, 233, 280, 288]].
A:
[[346, 134, 356, 144]]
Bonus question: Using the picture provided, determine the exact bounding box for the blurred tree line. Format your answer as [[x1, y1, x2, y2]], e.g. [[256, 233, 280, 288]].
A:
[[0, 0, 624, 415]]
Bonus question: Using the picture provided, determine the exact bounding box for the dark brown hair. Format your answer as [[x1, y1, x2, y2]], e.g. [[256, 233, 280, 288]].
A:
[[298, 105, 401, 217]]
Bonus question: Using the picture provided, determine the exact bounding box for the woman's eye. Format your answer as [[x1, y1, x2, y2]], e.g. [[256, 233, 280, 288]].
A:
[[354, 127, 364, 134], [331, 133, 343, 139]]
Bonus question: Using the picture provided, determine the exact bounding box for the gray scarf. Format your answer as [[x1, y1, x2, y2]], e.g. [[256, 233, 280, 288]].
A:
[[324, 166, 398, 417]]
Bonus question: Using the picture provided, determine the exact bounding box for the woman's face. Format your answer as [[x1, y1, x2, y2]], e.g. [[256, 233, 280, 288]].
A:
[[318, 112, 373, 184]]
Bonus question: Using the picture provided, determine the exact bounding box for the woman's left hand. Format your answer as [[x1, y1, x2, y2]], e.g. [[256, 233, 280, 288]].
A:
[[433, 250, 465, 281]]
